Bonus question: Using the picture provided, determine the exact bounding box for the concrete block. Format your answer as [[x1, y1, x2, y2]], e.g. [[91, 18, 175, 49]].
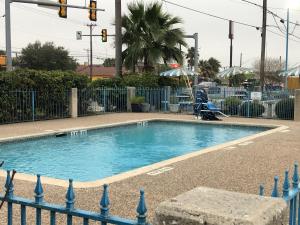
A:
[[294, 89, 300, 121], [154, 187, 287, 225]]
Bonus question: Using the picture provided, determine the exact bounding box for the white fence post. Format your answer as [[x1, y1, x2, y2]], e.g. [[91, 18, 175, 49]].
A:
[[70, 88, 78, 118], [127, 87, 136, 112]]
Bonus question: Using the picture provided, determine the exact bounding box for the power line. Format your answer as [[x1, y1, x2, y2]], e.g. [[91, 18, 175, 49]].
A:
[[162, 0, 261, 29], [237, 0, 299, 26]]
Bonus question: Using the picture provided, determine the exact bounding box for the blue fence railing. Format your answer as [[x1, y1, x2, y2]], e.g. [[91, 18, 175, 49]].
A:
[[0, 171, 149, 225], [259, 163, 299, 225], [0, 90, 70, 125], [78, 88, 128, 116]]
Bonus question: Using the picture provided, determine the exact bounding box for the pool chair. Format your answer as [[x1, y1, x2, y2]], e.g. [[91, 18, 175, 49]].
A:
[[194, 89, 228, 120]]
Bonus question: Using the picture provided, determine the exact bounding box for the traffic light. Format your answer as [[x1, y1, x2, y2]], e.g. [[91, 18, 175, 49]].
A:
[[89, 0, 97, 21], [101, 29, 107, 42], [58, 0, 67, 18]]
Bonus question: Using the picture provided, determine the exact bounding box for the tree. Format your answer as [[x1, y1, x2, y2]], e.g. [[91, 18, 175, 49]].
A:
[[122, 2, 186, 72], [198, 57, 221, 79], [253, 57, 284, 83], [15, 41, 77, 71], [185, 47, 199, 70], [103, 58, 115, 67]]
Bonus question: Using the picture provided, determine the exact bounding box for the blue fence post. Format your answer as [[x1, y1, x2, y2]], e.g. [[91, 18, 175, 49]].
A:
[[35, 174, 44, 225], [292, 164, 299, 225], [283, 170, 294, 225], [5, 171, 14, 225], [66, 179, 75, 225], [32, 90, 35, 121], [271, 176, 279, 197], [100, 184, 110, 225], [136, 189, 147, 225], [259, 184, 264, 196]]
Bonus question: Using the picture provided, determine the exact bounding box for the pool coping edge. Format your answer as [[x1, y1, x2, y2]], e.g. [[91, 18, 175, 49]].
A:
[[0, 118, 288, 189]]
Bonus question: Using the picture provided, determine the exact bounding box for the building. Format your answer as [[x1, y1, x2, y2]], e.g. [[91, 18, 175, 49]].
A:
[[76, 65, 126, 80]]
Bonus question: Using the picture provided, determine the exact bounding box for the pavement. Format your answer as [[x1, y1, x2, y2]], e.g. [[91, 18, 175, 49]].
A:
[[0, 113, 299, 224]]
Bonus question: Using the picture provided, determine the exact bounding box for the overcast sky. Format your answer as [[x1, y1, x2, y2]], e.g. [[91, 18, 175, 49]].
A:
[[1, 0, 300, 69]]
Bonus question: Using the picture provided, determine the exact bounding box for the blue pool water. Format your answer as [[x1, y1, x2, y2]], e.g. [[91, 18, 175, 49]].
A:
[[0, 121, 268, 181]]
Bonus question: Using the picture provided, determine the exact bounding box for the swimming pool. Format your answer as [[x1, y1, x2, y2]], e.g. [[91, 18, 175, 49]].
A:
[[0, 121, 269, 181]]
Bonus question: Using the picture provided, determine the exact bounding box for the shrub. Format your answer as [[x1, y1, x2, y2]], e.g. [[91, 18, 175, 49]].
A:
[[224, 97, 241, 115], [130, 96, 145, 104], [90, 73, 185, 88], [0, 69, 89, 123], [240, 101, 265, 117], [275, 98, 294, 120]]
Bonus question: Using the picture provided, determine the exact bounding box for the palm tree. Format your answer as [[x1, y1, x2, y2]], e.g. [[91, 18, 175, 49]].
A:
[[199, 57, 221, 79], [186, 47, 199, 70], [122, 2, 186, 72]]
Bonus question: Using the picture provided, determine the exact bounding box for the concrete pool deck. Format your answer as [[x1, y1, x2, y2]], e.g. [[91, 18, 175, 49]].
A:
[[0, 113, 299, 224]]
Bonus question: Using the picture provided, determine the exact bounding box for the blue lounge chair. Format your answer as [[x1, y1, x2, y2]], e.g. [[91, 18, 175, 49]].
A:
[[194, 89, 228, 120]]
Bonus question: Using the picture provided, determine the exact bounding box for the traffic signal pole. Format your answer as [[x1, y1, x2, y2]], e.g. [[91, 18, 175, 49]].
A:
[[88, 24, 96, 80], [4, 0, 104, 72], [260, 0, 267, 91]]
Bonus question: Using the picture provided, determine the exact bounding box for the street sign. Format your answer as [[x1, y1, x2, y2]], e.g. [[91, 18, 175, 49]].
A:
[[76, 31, 82, 40], [37, 0, 59, 10]]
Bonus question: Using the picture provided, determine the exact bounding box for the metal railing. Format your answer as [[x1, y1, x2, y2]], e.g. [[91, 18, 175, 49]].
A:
[[0, 90, 70, 124], [259, 163, 299, 225], [135, 87, 169, 112], [208, 89, 295, 120], [78, 88, 128, 116], [0, 171, 149, 225]]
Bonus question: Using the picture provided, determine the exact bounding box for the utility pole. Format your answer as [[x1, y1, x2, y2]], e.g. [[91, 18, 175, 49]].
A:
[[284, 8, 290, 89], [5, 0, 12, 71], [115, 0, 122, 77], [194, 33, 199, 85], [229, 20, 234, 68], [260, 0, 267, 91], [87, 24, 97, 80], [240, 53, 243, 67]]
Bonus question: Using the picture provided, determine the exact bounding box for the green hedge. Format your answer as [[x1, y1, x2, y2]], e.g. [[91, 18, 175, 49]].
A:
[[240, 101, 265, 117], [224, 97, 241, 115], [0, 69, 89, 123], [275, 98, 294, 120], [0, 69, 89, 91], [90, 73, 184, 88]]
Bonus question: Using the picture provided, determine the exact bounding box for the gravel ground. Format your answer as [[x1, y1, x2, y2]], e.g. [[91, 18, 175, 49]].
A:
[[0, 113, 299, 224]]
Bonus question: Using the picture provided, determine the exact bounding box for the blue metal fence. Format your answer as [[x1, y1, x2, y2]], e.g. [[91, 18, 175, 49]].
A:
[[0, 90, 70, 125], [207, 88, 295, 120], [0, 171, 149, 225], [259, 163, 299, 225], [78, 88, 128, 116]]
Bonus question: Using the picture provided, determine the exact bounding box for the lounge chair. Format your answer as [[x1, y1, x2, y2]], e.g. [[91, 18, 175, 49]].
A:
[[194, 89, 228, 120]]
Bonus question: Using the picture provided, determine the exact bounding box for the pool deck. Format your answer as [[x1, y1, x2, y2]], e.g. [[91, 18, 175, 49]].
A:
[[0, 113, 299, 224]]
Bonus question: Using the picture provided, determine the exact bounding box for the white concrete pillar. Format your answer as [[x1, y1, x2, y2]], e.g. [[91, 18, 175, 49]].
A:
[[70, 88, 78, 118], [127, 87, 136, 112]]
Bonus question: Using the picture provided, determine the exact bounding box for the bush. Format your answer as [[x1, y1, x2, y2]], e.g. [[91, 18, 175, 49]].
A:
[[224, 97, 241, 115], [90, 73, 186, 88], [240, 101, 265, 117], [130, 96, 145, 104], [275, 98, 294, 120], [0, 69, 89, 123]]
